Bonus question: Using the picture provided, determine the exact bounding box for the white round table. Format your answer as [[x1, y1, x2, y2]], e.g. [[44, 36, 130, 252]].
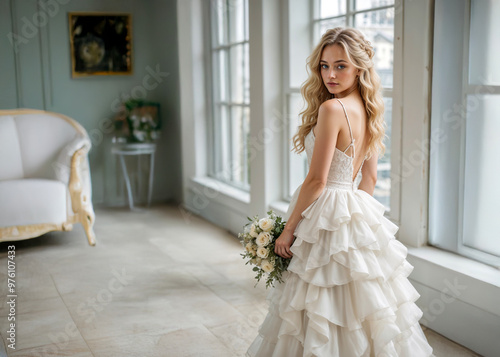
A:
[[111, 142, 156, 210]]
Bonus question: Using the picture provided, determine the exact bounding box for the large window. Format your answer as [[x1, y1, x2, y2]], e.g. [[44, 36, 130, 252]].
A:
[[208, 0, 250, 191], [429, 0, 500, 268], [286, 0, 396, 211]]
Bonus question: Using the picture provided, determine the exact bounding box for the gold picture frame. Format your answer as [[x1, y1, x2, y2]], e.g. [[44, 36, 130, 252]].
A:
[[69, 12, 133, 77]]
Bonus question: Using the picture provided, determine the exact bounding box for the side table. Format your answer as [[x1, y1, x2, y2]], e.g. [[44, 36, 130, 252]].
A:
[[111, 142, 156, 210]]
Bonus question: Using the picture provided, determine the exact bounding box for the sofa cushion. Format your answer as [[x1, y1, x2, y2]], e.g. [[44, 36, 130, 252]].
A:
[[0, 116, 24, 180], [15, 113, 79, 180], [0, 179, 67, 227]]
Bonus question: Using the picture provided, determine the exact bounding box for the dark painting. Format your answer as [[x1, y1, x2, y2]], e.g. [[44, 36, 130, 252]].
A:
[[69, 13, 132, 77]]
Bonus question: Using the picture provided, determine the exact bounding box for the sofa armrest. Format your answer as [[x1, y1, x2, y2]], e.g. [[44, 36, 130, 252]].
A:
[[68, 140, 96, 246], [53, 135, 93, 219], [53, 135, 91, 185]]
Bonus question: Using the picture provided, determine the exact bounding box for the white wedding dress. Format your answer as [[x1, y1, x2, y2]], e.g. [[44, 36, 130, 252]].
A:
[[246, 99, 435, 357]]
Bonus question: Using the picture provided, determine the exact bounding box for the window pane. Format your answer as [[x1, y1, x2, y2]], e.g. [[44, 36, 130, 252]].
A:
[[318, 0, 346, 19], [315, 17, 346, 43], [230, 44, 249, 104], [228, 0, 246, 43], [218, 105, 230, 181], [354, 0, 395, 11], [463, 94, 500, 257], [288, 93, 307, 198], [213, 50, 228, 102], [211, 0, 228, 46], [354, 9, 394, 88], [469, 0, 500, 85], [245, 0, 249, 40], [244, 43, 250, 102], [231, 106, 249, 186], [374, 96, 392, 211]]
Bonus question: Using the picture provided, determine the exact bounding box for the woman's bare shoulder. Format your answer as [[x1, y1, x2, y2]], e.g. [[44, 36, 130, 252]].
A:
[[318, 99, 345, 119]]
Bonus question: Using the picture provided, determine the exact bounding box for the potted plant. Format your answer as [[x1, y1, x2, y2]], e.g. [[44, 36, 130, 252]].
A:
[[114, 99, 161, 143]]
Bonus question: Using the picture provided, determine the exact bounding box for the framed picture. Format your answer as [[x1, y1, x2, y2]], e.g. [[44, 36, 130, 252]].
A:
[[68, 12, 132, 77]]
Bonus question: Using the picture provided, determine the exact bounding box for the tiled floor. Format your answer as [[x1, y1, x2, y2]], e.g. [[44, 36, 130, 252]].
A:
[[0, 204, 482, 356]]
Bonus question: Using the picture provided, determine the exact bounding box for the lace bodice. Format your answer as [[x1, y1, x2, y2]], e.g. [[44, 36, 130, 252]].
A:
[[304, 99, 367, 191]]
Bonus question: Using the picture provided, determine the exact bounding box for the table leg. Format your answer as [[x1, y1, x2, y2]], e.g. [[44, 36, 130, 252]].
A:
[[119, 154, 135, 210], [138, 154, 142, 203], [147, 151, 155, 207]]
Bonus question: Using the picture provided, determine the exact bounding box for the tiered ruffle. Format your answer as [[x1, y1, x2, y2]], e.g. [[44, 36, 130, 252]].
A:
[[246, 186, 434, 357]]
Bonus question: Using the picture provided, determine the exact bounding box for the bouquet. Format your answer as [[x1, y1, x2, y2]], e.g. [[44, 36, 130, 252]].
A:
[[239, 210, 291, 288]]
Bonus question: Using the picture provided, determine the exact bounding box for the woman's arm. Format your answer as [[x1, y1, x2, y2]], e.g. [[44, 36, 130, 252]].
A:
[[282, 177, 325, 235], [275, 102, 344, 258], [282, 100, 344, 236], [357, 150, 378, 195]]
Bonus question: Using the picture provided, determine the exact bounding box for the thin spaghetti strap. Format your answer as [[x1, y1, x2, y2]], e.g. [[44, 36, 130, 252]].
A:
[[336, 99, 355, 157]]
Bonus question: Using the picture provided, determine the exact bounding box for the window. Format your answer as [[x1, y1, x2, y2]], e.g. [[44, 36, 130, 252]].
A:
[[286, 0, 396, 211], [208, 0, 250, 191], [284, 0, 313, 200], [429, 0, 500, 267]]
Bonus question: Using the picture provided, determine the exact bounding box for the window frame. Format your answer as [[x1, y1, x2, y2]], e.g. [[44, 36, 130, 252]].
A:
[[446, 0, 500, 267], [207, 0, 251, 192]]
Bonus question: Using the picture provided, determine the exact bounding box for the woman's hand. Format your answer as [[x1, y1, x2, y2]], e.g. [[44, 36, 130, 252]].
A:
[[274, 229, 295, 259]]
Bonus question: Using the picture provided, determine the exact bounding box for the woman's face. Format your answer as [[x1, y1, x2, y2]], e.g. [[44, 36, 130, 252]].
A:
[[320, 44, 359, 96]]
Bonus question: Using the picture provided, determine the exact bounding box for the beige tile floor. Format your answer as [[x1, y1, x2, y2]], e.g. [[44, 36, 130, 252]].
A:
[[0, 204, 482, 357]]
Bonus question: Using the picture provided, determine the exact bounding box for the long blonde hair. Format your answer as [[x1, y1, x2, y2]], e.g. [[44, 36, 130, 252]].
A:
[[291, 27, 387, 160]]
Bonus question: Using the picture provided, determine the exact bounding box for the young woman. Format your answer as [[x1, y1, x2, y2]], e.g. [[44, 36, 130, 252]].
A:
[[246, 27, 435, 357]]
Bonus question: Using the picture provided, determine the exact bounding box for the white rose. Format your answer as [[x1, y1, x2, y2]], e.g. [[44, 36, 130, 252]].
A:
[[259, 218, 275, 232], [261, 260, 274, 273], [245, 242, 254, 254], [257, 247, 269, 259], [251, 244, 258, 256], [256, 257, 262, 266], [133, 130, 147, 141], [256, 231, 271, 247], [250, 224, 259, 238]]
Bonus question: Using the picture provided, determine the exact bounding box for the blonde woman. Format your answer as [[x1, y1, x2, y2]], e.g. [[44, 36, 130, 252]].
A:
[[246, 27, 435, 356]]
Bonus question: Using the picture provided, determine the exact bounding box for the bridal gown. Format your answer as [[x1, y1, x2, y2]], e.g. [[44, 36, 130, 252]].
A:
[[246, 99, 435, 357]]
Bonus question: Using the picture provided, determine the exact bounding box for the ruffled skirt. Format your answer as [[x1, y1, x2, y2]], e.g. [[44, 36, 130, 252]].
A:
[[246, 185, 435, 357]]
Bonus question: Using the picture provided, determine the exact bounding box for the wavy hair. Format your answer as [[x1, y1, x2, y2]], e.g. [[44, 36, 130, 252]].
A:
[[291, 27, 387, 161]]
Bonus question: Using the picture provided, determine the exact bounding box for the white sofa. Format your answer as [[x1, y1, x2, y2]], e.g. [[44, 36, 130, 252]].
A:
[[0, 109, 96, 246]]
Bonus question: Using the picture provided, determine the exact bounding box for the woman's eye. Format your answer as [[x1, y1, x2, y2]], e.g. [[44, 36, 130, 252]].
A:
[[321, 64, 345, 70]]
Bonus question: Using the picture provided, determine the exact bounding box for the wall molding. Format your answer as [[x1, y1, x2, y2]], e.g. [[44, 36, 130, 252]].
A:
[[10, 0, 22, 108]]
